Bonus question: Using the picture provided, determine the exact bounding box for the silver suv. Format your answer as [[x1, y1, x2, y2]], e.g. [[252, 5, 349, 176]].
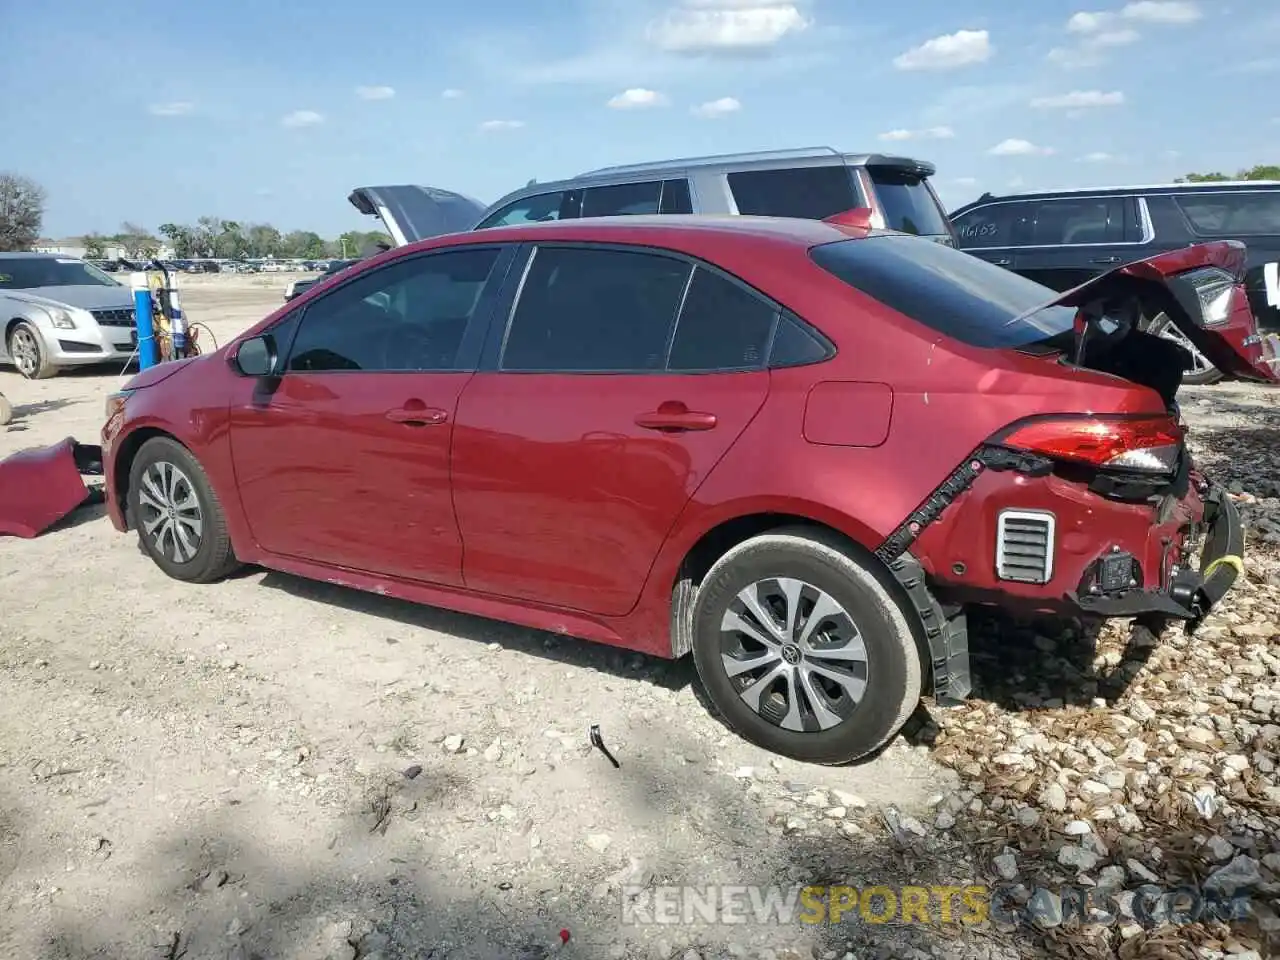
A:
[[349, 146, 956, 246]]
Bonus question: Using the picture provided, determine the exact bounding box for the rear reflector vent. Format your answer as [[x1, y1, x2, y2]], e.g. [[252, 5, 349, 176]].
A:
[[995, 510, 1055, 584]]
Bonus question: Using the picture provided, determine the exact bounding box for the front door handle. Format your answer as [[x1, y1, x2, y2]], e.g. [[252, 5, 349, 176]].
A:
[[1091, 256, 1123, 264], [386, 405, 447, 426], [988, 257, 1011, 266], [635, 404, 717, 432]]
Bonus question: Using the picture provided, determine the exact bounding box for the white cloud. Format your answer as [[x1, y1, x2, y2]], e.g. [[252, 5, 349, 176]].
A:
[[441, 88, 465, 99], [282, 110, 324, 127], [1048, 28, 1139, 67], [355, 85, 395, 100], [478, 119, 525, 131], [1079, 151, 1114, 162], [1030, 89, 1125, 108], [691, 96, 742, 118], [148, 102, 193, 116], [1122, 1, 1201, 24], [953, 176, 979, 186], [1008, 176, 1026, 189], [877, 126, 955, 141], [893, 29, 992, 70], [1067, 11, 1111, 32], [647, 1, 809, 54], [988, 138, 1055, 156], [607, 88, 669, 109]]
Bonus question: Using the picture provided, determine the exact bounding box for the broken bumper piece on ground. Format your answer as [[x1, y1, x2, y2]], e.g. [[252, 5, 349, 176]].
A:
[[0, 438, 104, 538]]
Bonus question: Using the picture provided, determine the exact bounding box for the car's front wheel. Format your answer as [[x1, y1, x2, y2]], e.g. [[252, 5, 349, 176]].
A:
[[7, 321, 57, 379], [127, 437, 240, 583], [691, 527, 922, 765]]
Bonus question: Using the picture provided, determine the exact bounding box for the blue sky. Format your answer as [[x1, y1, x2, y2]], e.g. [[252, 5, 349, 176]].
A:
[[3, 0, 1276, 239]]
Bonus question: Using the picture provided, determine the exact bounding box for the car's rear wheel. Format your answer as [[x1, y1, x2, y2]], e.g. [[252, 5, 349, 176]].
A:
[[690, 528, 922, 765], [127, 437, 240, 583], [1146, 312, 1222, 385], [8, 321, 57, 380]]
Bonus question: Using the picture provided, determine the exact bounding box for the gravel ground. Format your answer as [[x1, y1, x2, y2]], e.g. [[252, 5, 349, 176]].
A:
[[0, 276, 1277, 960]]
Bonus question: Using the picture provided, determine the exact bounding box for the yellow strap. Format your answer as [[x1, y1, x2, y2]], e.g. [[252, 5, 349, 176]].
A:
[[1201, 555, 1243, 579]]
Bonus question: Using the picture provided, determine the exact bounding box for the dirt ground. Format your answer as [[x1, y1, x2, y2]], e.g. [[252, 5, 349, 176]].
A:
[[0, 274, 960, 960], [3, 276, 1279, 960]]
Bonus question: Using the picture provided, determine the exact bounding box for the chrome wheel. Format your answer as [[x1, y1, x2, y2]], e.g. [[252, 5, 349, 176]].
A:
[[1154, 319, 1215, 378], [137, 461, 204, 563], [10, 327, 39, 377], [719, 577, 868, 732]]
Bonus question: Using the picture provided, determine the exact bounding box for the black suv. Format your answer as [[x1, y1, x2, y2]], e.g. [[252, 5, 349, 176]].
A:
[[950, 182, 1280, 383]]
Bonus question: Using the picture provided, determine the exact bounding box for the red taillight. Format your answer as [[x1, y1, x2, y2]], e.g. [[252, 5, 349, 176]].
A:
[[1000, 415, 1183, 473]]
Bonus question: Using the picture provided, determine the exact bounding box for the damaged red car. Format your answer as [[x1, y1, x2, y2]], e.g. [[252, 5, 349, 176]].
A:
[[95, 215, 1278, 763]]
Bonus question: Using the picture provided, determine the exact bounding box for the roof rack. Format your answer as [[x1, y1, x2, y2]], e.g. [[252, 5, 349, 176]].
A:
[[577, 146, 845, 178]]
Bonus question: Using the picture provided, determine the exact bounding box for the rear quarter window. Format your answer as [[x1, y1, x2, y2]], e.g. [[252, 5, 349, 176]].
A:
[[808, 236, 1075, 348], [1173, 191, 1280, 237], [727, 165, 859, 220]]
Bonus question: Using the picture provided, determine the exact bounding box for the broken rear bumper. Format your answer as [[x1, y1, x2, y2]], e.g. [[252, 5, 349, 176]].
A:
[[1071, 484, 1244, 624], [0, 438, 103, 538]]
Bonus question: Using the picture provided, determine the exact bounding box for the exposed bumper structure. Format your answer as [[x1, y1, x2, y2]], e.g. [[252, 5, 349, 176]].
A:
[[0, 438, 103, 538]]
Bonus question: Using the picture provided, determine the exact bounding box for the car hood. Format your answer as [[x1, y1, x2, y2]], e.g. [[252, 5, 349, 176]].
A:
[[1017, 241, 1280, 383], [3, 285, 134, 312], [348, 185, 489, 245]]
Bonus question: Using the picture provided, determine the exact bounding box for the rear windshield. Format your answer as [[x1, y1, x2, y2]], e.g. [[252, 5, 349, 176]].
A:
[[808, 235, 1076, 348], [866, 166, 951, 237]]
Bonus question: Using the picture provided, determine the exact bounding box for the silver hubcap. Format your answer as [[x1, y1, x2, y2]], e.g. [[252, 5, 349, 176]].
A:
[[719, 577, 868, 733], [10, 328, 38, 377], [138, 461, 203, 563], [1155, 320, 1215, 376]]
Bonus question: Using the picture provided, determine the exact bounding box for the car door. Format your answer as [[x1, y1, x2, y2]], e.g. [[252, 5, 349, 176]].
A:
[[450, 243, 775, 616], [1013, 196, 1134, 292], [226, 244, 516, 585], [949, 200, 1028, 269]]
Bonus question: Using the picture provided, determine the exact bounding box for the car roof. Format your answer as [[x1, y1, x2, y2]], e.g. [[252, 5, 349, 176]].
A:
[[950, 179, 1280, 215], [411, 214, 870, 257], [0, 252, 68, 259], [483, 148, 936, 215]]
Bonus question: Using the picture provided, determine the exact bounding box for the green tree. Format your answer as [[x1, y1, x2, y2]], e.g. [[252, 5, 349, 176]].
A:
[[0, 173, 45, 252], [116, 221, 158, 258], [159, 223, 197, 258], [1177, 164, 1279, 183], [246, 223, 282, 258], [82, 232, 107, 259]]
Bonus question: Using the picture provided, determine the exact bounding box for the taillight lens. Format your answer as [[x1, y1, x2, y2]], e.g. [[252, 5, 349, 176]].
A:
[[1000, 415, 1183, 473]]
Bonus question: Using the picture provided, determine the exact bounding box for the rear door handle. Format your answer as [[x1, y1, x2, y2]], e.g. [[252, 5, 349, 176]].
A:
[[386, 405, 447, 426], [988, 258, 1011, 266], [1091, 256, 1123, 264], [635, 408, 717, 432]]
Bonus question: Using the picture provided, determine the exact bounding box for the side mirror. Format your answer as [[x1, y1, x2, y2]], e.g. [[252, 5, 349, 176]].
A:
[[233, 334, 279, 377]]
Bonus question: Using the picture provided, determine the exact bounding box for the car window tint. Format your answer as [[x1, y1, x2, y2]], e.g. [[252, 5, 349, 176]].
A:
[[769, 314, 833, 367], [809, 235, 1077, 349], [1174, 191, 1280, 236], [581, 181, 662, 217], [727, 165, 858, 220], [501, 246, 691, 372], [866, 167, 949, 236], [668, 267, 776, 371], [476, 192, 569, 230], [659, 179, 694, 214], [286, 249, 501, 372], [1028, 198, 1125, 245], [952, 204, 1016, 248]]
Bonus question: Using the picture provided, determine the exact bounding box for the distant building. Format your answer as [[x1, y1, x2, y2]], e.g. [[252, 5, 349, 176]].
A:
[[31, 238, 175, 261]]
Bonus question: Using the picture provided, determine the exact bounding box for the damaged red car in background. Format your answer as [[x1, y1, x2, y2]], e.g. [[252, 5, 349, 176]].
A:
[[15, 216, 1280, 764]]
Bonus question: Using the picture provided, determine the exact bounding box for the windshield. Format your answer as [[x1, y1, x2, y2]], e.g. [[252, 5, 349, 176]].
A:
[[0, 257, 122, 290], [808, 235, 1076, 348], [866, 167, 951, 238]]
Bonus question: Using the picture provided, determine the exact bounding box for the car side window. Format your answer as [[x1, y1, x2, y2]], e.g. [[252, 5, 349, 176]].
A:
[[1028, 198, 1126, 245], [768, 313, 834, 368], [475, 192, 571, 230], [952, 204, 1016, 248], [285, 249, 502, 372], [1174, 191, 1280, 236], [659, 179, 694, 214], [581, 181, 662, 217], [668, 267, 777, 371], [727, 165, 859, 220], [500, 246, 691, 372]]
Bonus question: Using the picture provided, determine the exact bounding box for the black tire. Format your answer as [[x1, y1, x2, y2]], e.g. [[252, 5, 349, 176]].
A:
[[1144, 312, 1222, 385], [691, 527, 922, 765], [127, 436, 240, 583], [8, 320, 58, 380]]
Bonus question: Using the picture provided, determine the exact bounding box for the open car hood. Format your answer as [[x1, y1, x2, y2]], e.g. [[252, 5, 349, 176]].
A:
[[1020, 240, 1280, 383], [347, 186, 488, 245]]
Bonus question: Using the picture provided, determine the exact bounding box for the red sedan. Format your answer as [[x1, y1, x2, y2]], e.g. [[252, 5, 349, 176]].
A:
[[100, 214, 1279, 763]]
